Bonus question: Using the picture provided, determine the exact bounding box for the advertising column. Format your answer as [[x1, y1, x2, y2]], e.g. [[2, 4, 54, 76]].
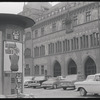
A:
[[4, 41, 22, 95]]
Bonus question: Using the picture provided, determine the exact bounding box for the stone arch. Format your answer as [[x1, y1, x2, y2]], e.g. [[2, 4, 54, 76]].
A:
[[53, 60, 61, 77], [67, 58, 77, 75], [84, 56, 96, 78]]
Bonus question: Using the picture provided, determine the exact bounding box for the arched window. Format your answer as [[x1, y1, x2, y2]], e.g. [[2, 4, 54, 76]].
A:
[[84, 57, 96, 78], [68, 60, 77, 75], [53, 61, 61, 77]]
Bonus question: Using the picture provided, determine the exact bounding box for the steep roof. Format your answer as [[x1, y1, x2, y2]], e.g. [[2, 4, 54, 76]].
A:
[[25, 2, 52, 10]]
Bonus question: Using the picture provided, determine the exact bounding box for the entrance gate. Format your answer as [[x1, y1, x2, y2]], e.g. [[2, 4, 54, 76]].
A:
[[53, 61, 61, 77], [85, 57, 96, 78]]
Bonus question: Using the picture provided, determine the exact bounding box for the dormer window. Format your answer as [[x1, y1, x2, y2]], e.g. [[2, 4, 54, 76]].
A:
[[62, 7, 66, 10], [59, 8, 62, 12]]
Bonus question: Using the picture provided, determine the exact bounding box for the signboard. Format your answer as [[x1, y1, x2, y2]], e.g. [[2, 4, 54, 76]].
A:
[[4, 41, 22, 72]]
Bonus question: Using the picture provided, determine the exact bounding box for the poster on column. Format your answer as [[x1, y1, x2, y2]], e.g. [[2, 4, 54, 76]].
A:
[[4, 41, 22, 72]]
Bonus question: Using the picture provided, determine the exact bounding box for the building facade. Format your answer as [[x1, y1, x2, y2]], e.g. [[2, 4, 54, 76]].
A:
[[20, 2, 100, 80], [19, 2, 52, 76]]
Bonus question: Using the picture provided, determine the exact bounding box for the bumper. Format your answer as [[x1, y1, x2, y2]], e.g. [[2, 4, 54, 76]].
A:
[[61, 84, 75, 88], [31, 84, 41, 87], [41, 85, 53, 88]]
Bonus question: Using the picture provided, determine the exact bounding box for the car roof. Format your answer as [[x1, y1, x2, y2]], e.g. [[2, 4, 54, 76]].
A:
[[95, 73, 100, 76]]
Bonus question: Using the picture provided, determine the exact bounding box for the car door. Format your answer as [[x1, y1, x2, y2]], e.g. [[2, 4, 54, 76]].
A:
[[86, 75, 100, 93], [91, 75, 100, 93]]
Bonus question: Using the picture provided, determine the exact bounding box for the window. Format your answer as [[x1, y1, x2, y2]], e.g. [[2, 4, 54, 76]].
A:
[[55, 42, 57, 53], [80, 37, 82, 49], [48, 43, 54, 55], [68, 40, 70, 51], [65, 14, 73, 33], [63, 39, 70, 52], [35, 65, 39, 75], [92, 32, 99, 46], [41, 27, 44, 36], [52, 22, 56, 32], [40, 45, 45, 56], [63, 40, 65, 52], [24, 48, 31, 58], [59, 41, 62, 52], [74, 37, 76, 50], [62, 19, 65, 29], [73, 15, 78, 26], [7, 33, 12, 40], [83, 35, 85, 48], [96, 33, 99, 46], [48, 44, 50, 54], [25, 32, 31, 40], [86, 11, 91, 22], [65, 39, 67, 51], [34, 47, 39, 57], [71, 39, 74, 50], [80, 35, 88, 49], [35, 30, 38, 38], [25, 64, 30, 76], [41, 65, 44, 75], [62, 7, 66, 10], [90, 34, 93, 47], [76, 38, 79, 49]]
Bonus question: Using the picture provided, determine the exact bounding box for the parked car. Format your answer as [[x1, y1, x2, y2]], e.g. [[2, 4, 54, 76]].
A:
[[60, 74, 78, 90], [41, 77, 64, 89], [24, 76, 35, 88], [74, 73, 100, 96], [24, 80, 34, 88], [28, 76, 46, 88]]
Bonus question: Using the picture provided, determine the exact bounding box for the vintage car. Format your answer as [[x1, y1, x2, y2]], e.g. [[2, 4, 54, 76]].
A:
[[41, 77, 64, 89], [24, 80, 34, 88], [60, 74, 78, 90], [74, 73, 100, 96], [24, 76, 35, 88], [28, 76, 46, 88]]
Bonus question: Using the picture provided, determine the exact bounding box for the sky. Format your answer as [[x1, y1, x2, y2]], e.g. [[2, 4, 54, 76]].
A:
[[0, 2, 60, 14]]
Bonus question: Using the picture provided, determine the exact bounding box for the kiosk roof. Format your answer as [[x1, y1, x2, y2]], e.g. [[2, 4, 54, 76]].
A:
[[0, 13, 35, 28]]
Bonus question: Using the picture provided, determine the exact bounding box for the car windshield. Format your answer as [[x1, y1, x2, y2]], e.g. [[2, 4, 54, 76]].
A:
[[34, 76, 45, 81], [64, 75, 77, 81], [86, 75, 95, 81], [48, 78, 56, 81]]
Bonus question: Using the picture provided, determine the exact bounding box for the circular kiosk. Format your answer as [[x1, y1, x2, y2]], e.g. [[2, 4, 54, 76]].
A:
[[0, 14, 35, 96]]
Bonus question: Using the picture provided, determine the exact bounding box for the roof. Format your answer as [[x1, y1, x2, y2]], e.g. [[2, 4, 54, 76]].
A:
[[26, 2, 52, 10], [0, 13, 35, 28]]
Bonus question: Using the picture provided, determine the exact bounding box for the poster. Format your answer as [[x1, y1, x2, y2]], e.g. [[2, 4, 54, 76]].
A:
[[4, 41, 22, 72]]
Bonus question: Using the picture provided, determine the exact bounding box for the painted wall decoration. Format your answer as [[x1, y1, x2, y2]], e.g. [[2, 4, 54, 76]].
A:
[[4, 41, 22, 72]]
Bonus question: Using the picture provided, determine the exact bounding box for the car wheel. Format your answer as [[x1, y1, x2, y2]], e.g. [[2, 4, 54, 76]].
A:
[[53, 85, 57, 89], [79, 88, 87, 96], [44, 87, 46, 89], [33, 86, 36, 88], [63, 87, 66, 90]]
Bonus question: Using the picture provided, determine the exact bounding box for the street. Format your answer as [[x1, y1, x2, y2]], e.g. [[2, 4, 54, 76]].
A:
[[23, 87, 100, 98]]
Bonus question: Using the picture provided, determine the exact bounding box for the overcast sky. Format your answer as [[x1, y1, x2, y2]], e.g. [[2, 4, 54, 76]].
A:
[[0, 2, 59, 14]]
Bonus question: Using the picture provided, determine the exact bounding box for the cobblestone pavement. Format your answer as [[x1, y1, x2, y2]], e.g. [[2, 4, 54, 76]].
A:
[[23, 87, 100, 98]]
